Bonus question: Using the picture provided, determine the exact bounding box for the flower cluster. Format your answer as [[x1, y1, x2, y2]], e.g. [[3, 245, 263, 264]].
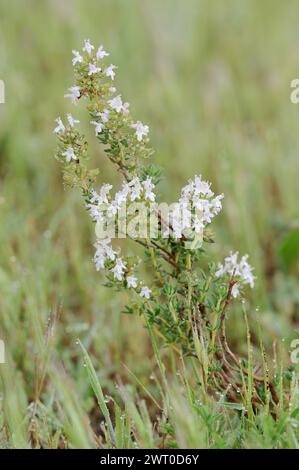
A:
[[165, 175, 224, 238], [215, 251, 255, 297], [179, 175, 224, 230], [61, 39, 152, 174], [93, 238, 151, 299], [54, 38, 152, 173], [53, 112, 91, 190], [87, 176, 156, 224], [131, 121, 149, 142], [54, 113, 80, 135]]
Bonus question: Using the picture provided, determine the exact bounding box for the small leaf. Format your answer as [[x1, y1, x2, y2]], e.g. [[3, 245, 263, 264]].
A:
[[78, 340, 116, 446], [221, 402, 245, 411]]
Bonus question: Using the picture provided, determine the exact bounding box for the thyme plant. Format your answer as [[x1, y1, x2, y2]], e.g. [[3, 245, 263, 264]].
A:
[[55, 40, 273, 408]]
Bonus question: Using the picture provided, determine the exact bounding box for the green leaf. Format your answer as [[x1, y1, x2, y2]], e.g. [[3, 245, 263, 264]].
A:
[[78, 340, 116, 446], [221, 402, 245, 411]]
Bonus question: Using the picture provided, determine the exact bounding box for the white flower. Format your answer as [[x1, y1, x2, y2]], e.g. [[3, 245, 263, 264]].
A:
[[83, 39, 94, 55], [53, 117, 65, 134], [131, 121, 149, 141], [99, 184, 113, 204], [64, 86, 81, 104], [145, 190, 156, 202], [178, 175, 224, 235], [87, 185, 113, 222], [107, 202, 118, 217], [111, 257, 127, 281], [90, 120, 104, 135], [89, 189, 101, 204], [67, 113, 80, 127], [128, 177, 143, 201], [97, 108, 110, 123], [90, 184, 113, 205], [101, 238, 116, 261], [215, 251, 255, 297], [93, 238, 116, 271], [180, 205, 192, 229], [62, 147, 77, 163], [72, 50, 83, 66], [105, 64, 117, 80], [127, 276, 138, 288], [180, 183, 193, 204], [113, 177, 155, 204], [142, 177, 156, 202], [113, 184, 130, 209], [231, 283, 240, 298], [108, 95, 129, 114], [169, 203, 192, 238], [96, 45, 109, 60], [87, 203, 103, 223], [193, 215, 204, 233], [210, 194, 224, 214], [122, 101, 130, 115], [108, 94, 123, 113], [238, 254, 255, 288], [94, 247, 106, 271], [215, 251, 240, 278], [88, 63, 101, 75], [109, 86, 116, 93], [140, 286, 151, 299], [194, 175, 214, 197]]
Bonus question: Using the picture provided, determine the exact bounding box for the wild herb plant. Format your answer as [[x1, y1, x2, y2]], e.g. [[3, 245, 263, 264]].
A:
[[55, 40, 275, 410]]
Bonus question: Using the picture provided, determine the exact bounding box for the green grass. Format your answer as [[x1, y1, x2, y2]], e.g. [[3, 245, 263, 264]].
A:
[[0, 0, 299, 448]]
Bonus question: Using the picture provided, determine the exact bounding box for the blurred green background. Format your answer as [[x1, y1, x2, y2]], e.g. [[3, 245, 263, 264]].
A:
[[0, 0, 299, 447]]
